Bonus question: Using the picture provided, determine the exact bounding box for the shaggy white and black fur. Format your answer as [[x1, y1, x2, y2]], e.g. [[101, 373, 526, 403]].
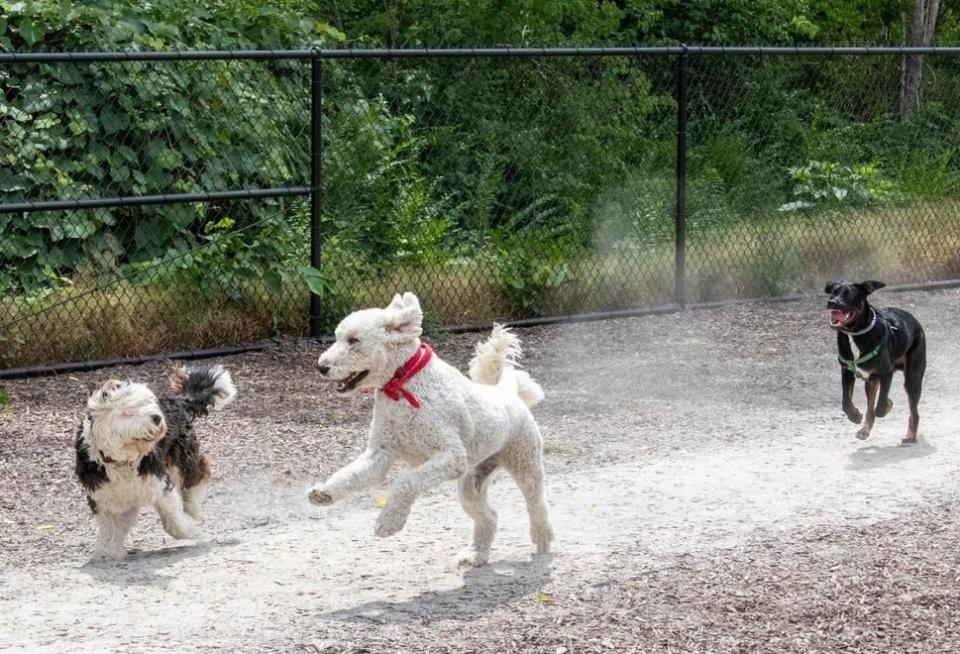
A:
[[74, 365, 237, 560], [308, 292, 553, 566]]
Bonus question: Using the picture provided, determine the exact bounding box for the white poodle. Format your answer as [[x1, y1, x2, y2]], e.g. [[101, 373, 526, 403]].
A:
[[308, 292, 553, 565]]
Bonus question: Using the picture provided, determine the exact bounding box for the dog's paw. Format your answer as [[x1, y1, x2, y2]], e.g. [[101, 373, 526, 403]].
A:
[[876, 398, 894, 418], [92, 547, 127, 562], [855, 428, 871, 441], [94, 550, 127, 562], [307, 487, 334, 506], [901, 436, 918, 446], [455, 548, 490, 568], [161, 516, 199, 540], [373, 508, 408, 538], [172, 523, 200, 540], [844, 408, 863, 424]]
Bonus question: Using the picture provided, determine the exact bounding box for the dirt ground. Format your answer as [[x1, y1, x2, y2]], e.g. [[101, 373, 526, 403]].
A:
[[1, 288, 959, 653]]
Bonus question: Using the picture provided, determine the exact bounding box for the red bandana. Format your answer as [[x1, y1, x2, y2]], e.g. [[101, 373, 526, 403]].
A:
[[380, 343, 433, 409]]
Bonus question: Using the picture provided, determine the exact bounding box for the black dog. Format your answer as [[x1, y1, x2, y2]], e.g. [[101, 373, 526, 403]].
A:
[[825, 280, 926, 443]]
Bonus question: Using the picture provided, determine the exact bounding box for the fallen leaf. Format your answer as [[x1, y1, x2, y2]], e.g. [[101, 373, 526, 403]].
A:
[[374, 495, 388, 508]]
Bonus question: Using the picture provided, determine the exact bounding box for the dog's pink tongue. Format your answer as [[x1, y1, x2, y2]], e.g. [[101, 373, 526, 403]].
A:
[[830, 309, 847, 324]]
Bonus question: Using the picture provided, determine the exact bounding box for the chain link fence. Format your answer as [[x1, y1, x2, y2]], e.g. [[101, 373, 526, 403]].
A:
[[3, 47, 960, 375], [683, 52, 960, 302]]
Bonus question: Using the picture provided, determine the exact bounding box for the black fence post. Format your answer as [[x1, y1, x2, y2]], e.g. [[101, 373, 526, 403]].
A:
[[309, 53, 324, 338], [674, 45, 688, 307]]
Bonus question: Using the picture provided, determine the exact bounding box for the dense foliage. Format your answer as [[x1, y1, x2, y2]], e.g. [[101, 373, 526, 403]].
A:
[[4, 0, 960, 343]]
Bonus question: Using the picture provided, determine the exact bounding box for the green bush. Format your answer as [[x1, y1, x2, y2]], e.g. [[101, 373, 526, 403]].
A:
[[483, 198, 576, 316], [7, 0, 960, 366], [779, 160, 896, 214], [0, 0, 327, 296]]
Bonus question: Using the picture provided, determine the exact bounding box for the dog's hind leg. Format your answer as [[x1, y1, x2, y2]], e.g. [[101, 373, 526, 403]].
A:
[[501, 422, 554, 555], [182, 455, 212, 521], [183, 479, 210, 521], [902, 337, 926, 444], [94, 508, 138, 560], [456, 456, 499, 567], [856, 378, 880, 440], [155, 487, 199, 540]]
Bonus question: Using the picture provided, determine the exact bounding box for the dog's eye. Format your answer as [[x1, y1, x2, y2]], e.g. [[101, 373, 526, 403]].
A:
[[347, 337, 359, 345], [151, 414, 162, 426]]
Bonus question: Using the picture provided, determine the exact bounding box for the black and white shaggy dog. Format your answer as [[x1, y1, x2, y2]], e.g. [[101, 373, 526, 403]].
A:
[[74, 365, 237, 559]]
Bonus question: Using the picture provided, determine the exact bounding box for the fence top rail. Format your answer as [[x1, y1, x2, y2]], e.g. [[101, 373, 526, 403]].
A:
[[5, 44, 960, 63]]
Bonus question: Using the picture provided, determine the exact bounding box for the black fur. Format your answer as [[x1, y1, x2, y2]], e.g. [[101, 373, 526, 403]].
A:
[[74, 421, 108, 494], [825, 280, 926, 443], [137, 450, 173, 491]]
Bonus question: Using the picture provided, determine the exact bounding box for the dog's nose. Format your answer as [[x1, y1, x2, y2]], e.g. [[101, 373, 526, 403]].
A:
[[151, 414, 162, 426], [318, 365, 330, 376]]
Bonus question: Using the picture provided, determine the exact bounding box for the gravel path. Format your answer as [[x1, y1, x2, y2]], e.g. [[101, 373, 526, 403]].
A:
[[1, 288, 958, 653]]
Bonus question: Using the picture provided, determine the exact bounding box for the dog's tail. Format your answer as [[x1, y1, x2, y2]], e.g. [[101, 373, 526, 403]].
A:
[[468, 324, 544, 408], [169, 364, 238, 413]]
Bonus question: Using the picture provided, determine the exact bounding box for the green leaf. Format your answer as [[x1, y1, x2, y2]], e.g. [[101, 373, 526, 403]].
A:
[[262, 269, 283, 294], [301, 265, 331, 297], [33, 113, 58, 130], [100, 107, 130, 134], [18, 17, 44, 46], [155, 148, 183, 171]]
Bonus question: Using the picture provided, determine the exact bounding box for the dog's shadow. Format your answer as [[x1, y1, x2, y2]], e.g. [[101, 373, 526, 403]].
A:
[[847, 440, 935, 471], [320, 554, 553, 625], [77, 537, 240, 588]]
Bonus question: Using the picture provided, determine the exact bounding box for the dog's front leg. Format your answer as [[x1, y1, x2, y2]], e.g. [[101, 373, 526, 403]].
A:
[[93, 508, 138, 560], [856, 378, 880, 440], [374, 445, 469, 538], [308, 447, 393, 506], [840, 367, 862, 424], [874, 373, 894, 418]]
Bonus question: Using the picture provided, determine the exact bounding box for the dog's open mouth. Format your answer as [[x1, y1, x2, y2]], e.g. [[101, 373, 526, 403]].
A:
[[829, 308, 856, 328], [335, 370, 369, 393]]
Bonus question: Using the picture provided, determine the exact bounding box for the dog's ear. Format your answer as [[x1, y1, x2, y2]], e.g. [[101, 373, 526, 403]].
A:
[[169, 365, 188, 395], [88, 379, 121, 410], [399, 292, 420, 310], [857, 280, 886, 295], [386, 293, 406, 311], [385, 300, 423, 342], [385, 292, 420, 312], [824, 281, 838, 294]]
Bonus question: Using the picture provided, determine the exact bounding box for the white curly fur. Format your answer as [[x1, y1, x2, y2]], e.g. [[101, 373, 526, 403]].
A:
[[309, 292, 554, 566], [469, 323, 545, 407]]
